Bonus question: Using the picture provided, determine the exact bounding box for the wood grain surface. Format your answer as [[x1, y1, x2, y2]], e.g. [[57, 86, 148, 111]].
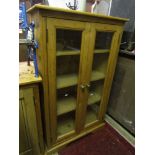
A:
[[19, 61, 42, 86]]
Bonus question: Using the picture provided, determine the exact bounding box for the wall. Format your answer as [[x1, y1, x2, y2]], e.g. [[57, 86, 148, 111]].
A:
[[107, 55, 135, 135], [110, 0, 135, 32]]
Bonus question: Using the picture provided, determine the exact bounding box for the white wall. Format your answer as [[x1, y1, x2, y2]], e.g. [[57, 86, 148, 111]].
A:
[[46, 0, 86, 11]]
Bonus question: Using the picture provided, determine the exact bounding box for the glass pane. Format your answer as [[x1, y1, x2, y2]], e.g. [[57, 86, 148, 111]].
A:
[[57, 86, 77, 116], [56, 29, 82, 137], [56, 29, 82, 56], [85, 80, 104, 126], [57, 55, 80, 89], [85, 31, 114, 126], [57, 111, 75, 136], [95, 32, 113, 50]]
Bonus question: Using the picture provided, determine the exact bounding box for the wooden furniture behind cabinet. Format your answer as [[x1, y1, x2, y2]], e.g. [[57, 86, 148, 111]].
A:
[[27, 4, 128, 153], [19, 62, 44, 155]]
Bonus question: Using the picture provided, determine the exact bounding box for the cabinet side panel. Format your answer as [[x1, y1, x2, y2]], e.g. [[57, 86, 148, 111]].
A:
[[47, 19, 57, 145], [33, 86, 45, 153], [30, 11, 43, 76], [40, 16, 51, 147], [29, 11, 51, 147]]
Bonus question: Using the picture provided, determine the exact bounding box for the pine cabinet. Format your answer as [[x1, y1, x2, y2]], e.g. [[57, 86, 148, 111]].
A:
[[28, 4, 128, 153]]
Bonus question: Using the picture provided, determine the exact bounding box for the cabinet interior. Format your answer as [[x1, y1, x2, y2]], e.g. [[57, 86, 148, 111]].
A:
[[57, 111, 75, 137], [55, 29, 112, 138], [56, 55, 80, 89], [92, 53, 109, 77], [56, 29, 82, 56], [85, 80, 105, 126], [95, 31, 113, 50]]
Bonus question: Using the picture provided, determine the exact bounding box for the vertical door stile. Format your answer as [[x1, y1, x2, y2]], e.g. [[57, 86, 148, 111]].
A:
[[41, 16, 51, 147], [76, 23, 91, 133], [47, 19, 57, 144], [83, 24, 97, 128], [75, 27, 85, 133]]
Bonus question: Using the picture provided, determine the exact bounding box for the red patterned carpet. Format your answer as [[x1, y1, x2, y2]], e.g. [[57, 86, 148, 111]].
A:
[[59, 123, 135, 155]]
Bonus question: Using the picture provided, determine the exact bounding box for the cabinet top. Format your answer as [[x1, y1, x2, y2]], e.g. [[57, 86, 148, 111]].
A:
[[19, 62, 42, 86], [27, 4, 129, 24]]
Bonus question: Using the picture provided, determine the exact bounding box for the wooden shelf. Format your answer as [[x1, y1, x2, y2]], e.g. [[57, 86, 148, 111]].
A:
[[57, 104, 99, 136], [57, 113, 75, 136], [57, 92, 101, 116], [94, 49, 109, 54], [57, 74, 78, 89], [57, 49, 109, 56], [88, 92, 101, 105], [57, 97, 76, 115], [19, 62, 42, 86], [91, 71, 105, 81], [57, 71, 105, 89], [57, 50, 80, 56]]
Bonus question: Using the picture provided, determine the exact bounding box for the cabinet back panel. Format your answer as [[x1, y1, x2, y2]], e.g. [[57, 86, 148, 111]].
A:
[[57, 55, 80, 75], [92, 53, 109, 74], [56, 29, 82, 51]]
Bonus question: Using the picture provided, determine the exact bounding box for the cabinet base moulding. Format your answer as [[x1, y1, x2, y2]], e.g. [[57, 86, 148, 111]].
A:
[[46, 122, 105, 154]]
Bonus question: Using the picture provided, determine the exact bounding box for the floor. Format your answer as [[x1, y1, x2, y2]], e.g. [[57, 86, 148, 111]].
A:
[[105, 115, 135, 146], [59, 123, 135, 155]]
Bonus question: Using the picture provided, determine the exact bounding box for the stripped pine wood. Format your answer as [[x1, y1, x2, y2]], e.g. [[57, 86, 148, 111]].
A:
[[27, 4, 128, 153]]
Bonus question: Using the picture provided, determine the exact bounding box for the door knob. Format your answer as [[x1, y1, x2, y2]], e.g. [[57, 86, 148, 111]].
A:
[[86, 84, 90, 88], [80, 84, 86, 90]]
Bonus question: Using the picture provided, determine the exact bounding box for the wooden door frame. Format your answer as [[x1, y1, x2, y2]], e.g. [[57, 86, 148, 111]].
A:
[[79, 23, 124, 130], [47, 18, 123, 145], [90, 23, 124, 121], [46, 18, 89, 144]]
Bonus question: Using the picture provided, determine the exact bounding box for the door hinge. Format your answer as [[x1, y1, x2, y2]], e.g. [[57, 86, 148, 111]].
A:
[[46, 29, 48, 43]]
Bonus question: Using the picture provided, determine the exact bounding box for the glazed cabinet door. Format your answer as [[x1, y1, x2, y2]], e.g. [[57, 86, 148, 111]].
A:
[[82, 23, 123, 128], [47, 18, 89, 143]]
